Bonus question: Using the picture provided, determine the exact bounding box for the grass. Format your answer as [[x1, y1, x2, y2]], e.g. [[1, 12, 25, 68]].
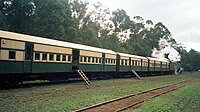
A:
[[127, 77, 200, 112], [0, 72, 199, 112]]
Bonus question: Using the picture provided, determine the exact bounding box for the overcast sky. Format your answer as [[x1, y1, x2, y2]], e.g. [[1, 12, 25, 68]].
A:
[[87, 0, 200, 52]]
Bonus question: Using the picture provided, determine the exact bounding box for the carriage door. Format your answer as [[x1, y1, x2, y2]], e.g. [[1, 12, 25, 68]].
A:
[[72, 49, 80, 70], [24, 43, 34, 73]]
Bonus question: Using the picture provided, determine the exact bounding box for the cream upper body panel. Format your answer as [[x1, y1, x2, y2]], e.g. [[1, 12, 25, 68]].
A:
[[1, 39, 25, 50], [0, 30, 116, 55], [34, 44, 72, 54], [80, 50, 102, 58], [105, 54, 116, 59]]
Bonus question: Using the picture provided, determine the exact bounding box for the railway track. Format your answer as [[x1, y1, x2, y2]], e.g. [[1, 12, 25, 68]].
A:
[[73, 80, 194, 112]]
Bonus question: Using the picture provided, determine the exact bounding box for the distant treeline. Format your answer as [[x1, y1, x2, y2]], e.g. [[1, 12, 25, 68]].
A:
[[0, 0, 199, 71]]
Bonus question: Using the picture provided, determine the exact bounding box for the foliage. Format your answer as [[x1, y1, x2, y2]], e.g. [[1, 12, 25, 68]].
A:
[[0, 0, 35, 32], [81, 27, 102, 47], [30, 0, 72, 40], [65, 27, 78, 43], [179, 49, 200, 71], [101, 34, 120, 51], [0, 11, 6, 29]]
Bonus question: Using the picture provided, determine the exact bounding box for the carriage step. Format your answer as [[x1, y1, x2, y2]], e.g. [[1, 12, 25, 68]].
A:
[[131, 70, 141, 79], [75, 70, 92, 85]]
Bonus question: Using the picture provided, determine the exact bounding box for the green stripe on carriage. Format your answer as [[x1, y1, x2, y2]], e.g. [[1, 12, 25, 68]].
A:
[[0, 61, 24, 73], [79, 64, 103, 72], [32, 62, 72, 73]]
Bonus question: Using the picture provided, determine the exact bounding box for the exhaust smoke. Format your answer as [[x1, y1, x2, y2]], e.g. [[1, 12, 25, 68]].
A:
[[151, 39, 182, 74]]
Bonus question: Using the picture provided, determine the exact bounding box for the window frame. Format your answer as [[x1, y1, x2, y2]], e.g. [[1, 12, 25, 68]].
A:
[[9, 51, 16, 60], [42, 53, 47, 60], [34, 52, 40, 60], [68, 55, 71, 62], [56, 54, 61, 61], [49, 53, 54, 61], [62, 55, 66, 62]]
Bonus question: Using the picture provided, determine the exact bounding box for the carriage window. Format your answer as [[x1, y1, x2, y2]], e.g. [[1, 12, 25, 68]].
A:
[[9, 51, 16, 59], [138, 62, 141, 66], [92, 57, 95, 63], [121, 60, 124, 65], [84, 57, 87, 62], [62, 55, 66, 61], [80, 56, 83, 62], [125, 60, 128, 65], [96, 58, 98, 63], [88, 57, 91, 62], [56, 54, 60, 61], [42, 53, 47, 60], [99, 58, 102, 63], [135, 61, 138, 66], [35, 52, 40, 60], [68, 55, 71, 62], [49, 53, 54, 61]]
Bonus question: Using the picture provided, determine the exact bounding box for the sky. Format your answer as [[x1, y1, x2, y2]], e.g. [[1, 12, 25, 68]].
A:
[[87, 0, 200, 52]]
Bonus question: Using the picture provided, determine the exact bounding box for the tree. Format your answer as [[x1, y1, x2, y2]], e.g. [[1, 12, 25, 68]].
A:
[[70, 0, 89, 29], [0, 0, 35, 33], [154, 22, 172, 40], [145, 20, 153, 29], [126, 34, 151, 56], [65, 27, 78, 43], [81, 28, 102, 47], [111, 9, 131, 32], [179, 49, 192, 71], [0, 11, 6, 29], [29, 0, 73, 40], [101, 34, 120, 51], [188, 49, 200, 71]]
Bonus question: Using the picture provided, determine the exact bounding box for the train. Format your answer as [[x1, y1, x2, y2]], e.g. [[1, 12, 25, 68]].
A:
[[0, 30, 175, 85]]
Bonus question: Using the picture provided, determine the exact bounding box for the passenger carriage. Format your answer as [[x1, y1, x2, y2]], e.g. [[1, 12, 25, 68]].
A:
[[147, 57, 170, 75], [0, 30, 175, 85]]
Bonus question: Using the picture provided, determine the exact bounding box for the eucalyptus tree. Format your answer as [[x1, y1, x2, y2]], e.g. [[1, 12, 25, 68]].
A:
[[101, 34, 120, 51], [0, 11, 6, 29], [111, 9, 131, 33], [154, 22, 172, 40], [0, 0, 35, 33], [70, 0, 89, 29], [188, 49, 200, 71], [30, 0, 75, 40], [81, 27, 102, 47]]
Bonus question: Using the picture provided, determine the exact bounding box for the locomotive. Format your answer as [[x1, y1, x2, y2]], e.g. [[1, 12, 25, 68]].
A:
[[0, 30, 175, 85]]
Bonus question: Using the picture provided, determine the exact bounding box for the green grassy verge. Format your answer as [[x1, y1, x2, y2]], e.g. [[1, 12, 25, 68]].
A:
[[0, 72, 199, 112], [128, 80, 200, 112]]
